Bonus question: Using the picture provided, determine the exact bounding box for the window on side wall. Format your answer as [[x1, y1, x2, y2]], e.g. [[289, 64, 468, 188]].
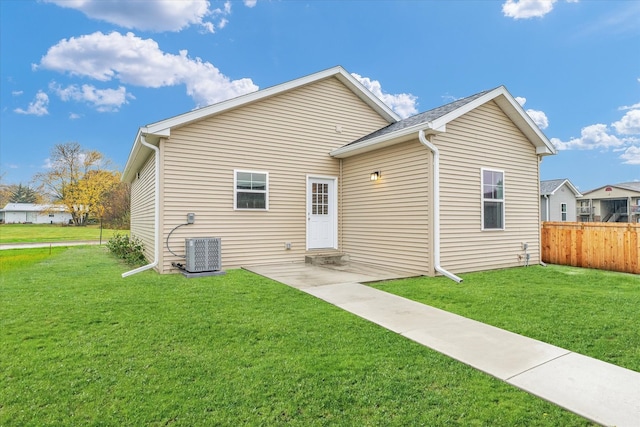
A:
[[234, 170, 268, 210], [561, 203, 567, 221], [482, 168, 504, 230]]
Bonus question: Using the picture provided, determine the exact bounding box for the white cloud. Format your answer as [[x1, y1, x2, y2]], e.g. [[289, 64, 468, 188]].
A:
[[551, 100, 640, 167], [502, 0, 557, 19], [514, 96, 549, 129], [502, 0, 578, 20], [351, 73, 418, 119], [14, 91, 49, 116], [12, 90, 23, 96], [620, 146, 640, 165], [619, 102, 640, 111], [612, 109, 640, 135], [38, 31, 258, 107], [45, 0, 253, 33], [526, 109, 549, 129], [551, 123, 627, 150], [45, 0, 216, 33], [49, 82, 133, 112], [69, 113, 81, 120]]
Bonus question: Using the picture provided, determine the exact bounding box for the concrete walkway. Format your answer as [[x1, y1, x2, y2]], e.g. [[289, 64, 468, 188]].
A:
[[0, 240, 103, 250], [244, 262, 640, 427]]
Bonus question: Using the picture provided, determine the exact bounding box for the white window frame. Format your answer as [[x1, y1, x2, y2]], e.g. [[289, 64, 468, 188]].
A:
[[481, 168, 505, 231], [561, 203, 567, 222], [234, 169, 269, 211]]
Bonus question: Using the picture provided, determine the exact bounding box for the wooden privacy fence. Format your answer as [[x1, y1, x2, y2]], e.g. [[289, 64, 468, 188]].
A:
[[541, 222, 639, 274]]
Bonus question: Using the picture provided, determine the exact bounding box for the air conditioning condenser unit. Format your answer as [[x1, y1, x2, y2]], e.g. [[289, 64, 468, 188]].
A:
[[185, 237, 222, 273]]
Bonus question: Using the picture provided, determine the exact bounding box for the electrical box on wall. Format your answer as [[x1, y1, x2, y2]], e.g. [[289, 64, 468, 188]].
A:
[[187, 213, 195, 224]]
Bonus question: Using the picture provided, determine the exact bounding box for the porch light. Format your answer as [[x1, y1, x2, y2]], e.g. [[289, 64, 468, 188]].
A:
[[370, 171, 381, 181]]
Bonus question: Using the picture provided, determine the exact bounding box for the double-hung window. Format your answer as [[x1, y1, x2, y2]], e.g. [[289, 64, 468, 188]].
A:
[[482, 168, 505, 230], [235, 170, 268, 210], [561, 203, 567, 221]]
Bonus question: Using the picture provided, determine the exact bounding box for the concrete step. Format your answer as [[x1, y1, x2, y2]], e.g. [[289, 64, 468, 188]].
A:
[[305, 251, 350, 266]]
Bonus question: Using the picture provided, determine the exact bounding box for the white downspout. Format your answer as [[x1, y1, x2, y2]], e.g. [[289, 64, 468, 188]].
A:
[[122, 135, 160, 278], [418, 130, 463, 283], [543, 194, 550, 221]]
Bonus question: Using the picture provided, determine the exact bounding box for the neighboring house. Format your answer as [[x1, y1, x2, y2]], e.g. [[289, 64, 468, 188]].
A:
[[540, 179, 582, 222], [0, 203, 72, 224], [122, 66, 555, 277], [577, 182, 640, 223]]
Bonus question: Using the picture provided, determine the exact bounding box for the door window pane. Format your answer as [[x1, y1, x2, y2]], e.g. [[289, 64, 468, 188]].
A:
[[312, 183, 329, 216]]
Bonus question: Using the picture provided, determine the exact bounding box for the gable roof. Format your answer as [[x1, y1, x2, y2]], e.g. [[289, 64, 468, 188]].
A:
[[122, 66, 400, 182], [581, 181, 640, 196], [540, 179, 582, 197], [330, 85, 557, 158]]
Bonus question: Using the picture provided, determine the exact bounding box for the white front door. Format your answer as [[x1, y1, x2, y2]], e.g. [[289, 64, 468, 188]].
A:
[[307, 177, 337, 249]]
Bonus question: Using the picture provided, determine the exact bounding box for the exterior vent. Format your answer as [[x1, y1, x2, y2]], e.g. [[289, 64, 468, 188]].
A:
[[185, 238, 222, 273]]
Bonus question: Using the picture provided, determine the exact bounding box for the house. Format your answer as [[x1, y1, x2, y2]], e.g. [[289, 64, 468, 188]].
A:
[[577, 182, 640, 223], [0, 203, 72, 224], [122, 66, 556, 278], [540, 179, 582, 222]]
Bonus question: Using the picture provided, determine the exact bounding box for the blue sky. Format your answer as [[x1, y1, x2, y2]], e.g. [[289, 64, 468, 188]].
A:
[[1, 0, 638, 192]]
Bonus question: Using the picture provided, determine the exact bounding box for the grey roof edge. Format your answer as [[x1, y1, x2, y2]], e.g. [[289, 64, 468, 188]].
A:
[[343, 88, 495, 147], [540, 178, 582, 197], [331, 85, 556, 158]]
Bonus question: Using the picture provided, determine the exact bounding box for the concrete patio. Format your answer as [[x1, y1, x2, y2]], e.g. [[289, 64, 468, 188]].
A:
[[244, 261, 640, 427]]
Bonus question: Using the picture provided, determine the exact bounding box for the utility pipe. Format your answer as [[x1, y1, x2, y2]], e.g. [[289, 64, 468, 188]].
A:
[[122, 135, 160, 278], [418, 130, 463, 283]]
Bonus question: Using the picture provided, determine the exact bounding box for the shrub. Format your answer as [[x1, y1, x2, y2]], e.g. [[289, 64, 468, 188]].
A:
[[107, 233, 146, 265]]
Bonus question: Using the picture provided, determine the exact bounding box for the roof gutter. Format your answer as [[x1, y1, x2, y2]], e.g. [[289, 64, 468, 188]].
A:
[[418, 129, 463, 283], [122, 134, 159, 278]]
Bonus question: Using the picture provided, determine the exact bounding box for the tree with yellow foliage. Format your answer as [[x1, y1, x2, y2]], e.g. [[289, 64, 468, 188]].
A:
[[34, 142, 121, 225]]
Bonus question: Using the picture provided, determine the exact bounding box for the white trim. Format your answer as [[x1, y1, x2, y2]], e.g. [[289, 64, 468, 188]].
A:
[[144, 66, 398, 134], [545, 179, 582, 197], [306, 175, 338, 250], [481, 168, 506, 231], [331, 86, 557, 159], [123, 66, 399, 183], [331, 124, 444, 158], [234, 169, 269, 211]]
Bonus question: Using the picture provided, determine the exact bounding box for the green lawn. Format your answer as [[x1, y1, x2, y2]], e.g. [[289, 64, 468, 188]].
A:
[[0, 223, 125, 243], [0, 247, 593, 426], [371, 266, 640, 373]]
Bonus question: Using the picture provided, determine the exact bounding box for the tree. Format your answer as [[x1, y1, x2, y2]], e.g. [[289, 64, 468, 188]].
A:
[[9, 183, 39, 203], [0, 185, 11, 208], [102, 181, 131, 229], [65, 170, 120, 225], [34, 142, 117, 225]]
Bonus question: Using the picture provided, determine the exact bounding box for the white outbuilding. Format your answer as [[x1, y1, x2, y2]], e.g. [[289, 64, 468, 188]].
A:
[[0, 203, 73, 224]]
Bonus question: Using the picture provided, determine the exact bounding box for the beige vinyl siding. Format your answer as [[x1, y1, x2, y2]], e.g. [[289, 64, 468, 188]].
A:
[[158, 77, 390, 272], [130, 153, 156, 262], [435, 100, 541, 273], [342, 140, 432, 275]]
